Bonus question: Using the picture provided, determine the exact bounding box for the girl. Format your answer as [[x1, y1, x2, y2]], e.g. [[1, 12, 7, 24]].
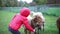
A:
[[8, 7, 35, 34]]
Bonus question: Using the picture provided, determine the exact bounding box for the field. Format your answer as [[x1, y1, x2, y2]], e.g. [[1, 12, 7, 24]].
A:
[[0, 10, 58, 34]]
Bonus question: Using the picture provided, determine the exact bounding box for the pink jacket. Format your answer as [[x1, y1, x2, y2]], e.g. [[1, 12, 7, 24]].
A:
[[8, 7, 34, 32]]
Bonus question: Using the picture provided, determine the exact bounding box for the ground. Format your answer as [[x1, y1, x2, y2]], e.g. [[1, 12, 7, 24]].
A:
[[0, 10, 58, 34]]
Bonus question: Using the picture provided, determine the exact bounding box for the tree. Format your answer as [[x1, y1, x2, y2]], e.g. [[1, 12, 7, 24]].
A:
[[33, 0, 47, 5], [23, 2, 30, 7], [0, 0, 2, 7], [0, 0, 30, 7], [47, 0, 60, 4], [56, 0, 60, 4], [5, 0, 18, 7], [47, 0, 56, 4], [1, 0, 18, 7]]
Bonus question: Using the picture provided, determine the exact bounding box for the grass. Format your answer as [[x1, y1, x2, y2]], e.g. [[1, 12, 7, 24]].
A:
[[0, 10, 58, 34], [41, 7, 60, 16]]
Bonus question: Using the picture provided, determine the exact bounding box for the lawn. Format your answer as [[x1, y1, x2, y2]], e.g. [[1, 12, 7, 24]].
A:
[[0, 10, 58, 34]]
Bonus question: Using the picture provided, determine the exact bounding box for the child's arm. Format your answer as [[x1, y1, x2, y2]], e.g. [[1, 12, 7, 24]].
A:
[[23, 19, 35, 32], [11, 13, 19, 20], [11, 14, 16, 20]]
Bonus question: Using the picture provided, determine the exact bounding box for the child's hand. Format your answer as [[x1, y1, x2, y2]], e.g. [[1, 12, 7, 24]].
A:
[[33, 29, 35, 32]]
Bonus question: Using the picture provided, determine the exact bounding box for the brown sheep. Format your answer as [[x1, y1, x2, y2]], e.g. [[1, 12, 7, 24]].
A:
[[57, 16, 60, 34], [24, 15, 44, 34]]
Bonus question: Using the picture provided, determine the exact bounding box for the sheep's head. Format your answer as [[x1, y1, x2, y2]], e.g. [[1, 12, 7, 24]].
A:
[[33, 15, 43, 26]]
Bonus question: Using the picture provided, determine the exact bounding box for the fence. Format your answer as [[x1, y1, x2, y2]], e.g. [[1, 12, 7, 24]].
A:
[[0, 4, 60, 16]]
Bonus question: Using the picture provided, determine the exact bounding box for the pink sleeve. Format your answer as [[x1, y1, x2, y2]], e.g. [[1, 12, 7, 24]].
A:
[[23, 19, 34, 32]]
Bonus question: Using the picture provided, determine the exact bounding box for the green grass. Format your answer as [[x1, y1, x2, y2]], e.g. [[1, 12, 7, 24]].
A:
[[0, 10, 58, 34]]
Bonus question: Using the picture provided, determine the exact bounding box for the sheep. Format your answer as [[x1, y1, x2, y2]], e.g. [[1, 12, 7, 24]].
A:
[[24, 12, 45, 34], [56, 16, 60, 34]]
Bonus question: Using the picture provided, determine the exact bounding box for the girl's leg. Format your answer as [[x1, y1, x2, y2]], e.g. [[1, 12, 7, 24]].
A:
[[8, 27, 21, 34]]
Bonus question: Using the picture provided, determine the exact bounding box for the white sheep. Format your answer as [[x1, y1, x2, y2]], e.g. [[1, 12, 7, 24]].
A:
[[33, 12, 45, 29]]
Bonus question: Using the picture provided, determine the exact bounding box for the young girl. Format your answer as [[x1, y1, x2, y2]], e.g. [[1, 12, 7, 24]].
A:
[[8, 7, 35, 34]]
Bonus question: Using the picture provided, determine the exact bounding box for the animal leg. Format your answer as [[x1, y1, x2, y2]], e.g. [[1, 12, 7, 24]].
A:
[[38, 27, 40, 34], [43, 23, 44, 31], [39, 26, 41, 30], [24, 29, 27, 34], [59, 28, 60, 34], [29, 31, 31, 34], [42, 22, 44, 31]]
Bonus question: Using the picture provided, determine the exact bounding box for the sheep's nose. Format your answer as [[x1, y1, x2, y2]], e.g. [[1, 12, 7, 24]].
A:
[[36, 25, 39, 27]]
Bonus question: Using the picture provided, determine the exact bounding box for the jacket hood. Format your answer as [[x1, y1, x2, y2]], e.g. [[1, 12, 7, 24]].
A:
[[20, 7, 30, 17]]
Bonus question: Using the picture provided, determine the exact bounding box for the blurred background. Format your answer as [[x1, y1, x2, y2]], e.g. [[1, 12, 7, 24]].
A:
[[0, 0, 60, 34]]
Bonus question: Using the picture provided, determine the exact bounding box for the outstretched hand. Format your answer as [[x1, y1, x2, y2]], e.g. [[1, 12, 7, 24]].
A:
[[33, 29, 35, 32]]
